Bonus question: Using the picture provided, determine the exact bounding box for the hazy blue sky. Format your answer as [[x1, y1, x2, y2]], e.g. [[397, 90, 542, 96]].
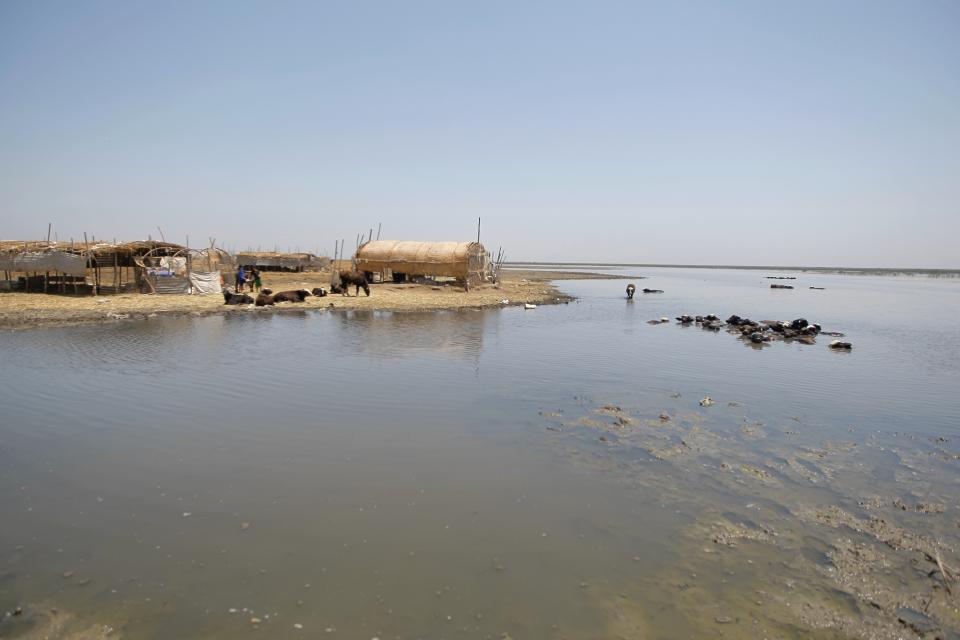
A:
[[1, 1, 958, 266]]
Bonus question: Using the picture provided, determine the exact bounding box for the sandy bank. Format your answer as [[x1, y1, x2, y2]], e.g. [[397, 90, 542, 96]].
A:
[[0, 271, 581, 331]]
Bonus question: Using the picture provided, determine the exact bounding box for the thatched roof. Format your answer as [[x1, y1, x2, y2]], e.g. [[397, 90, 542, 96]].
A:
[[235, 251, 318, 269], [354, 241, 486, 279], [236, 251, 316, 260], [0, 239, 187, 257]]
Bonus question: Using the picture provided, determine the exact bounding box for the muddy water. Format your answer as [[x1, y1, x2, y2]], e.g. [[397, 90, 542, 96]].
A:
[[1, 268, 959, 639]]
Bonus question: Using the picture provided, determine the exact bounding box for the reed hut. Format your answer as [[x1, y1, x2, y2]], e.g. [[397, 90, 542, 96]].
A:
[[235, 251, 318, 272], [0, 239, 207, 294], [353, 240, 492, 289]]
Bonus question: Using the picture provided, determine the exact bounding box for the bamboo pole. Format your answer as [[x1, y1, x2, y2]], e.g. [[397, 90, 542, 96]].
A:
[[83, 232, 92, 295]]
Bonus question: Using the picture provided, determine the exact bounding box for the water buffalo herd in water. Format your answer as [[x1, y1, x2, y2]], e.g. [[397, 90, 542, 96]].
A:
[[626, 284, 852, 349], [672, 314, 850, 349], [222, 271, 372, 306]]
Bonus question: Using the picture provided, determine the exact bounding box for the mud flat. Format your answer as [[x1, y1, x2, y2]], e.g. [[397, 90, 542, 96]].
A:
[[538, 396, 960, 638], [0, 271, 576, 331], [0, 604, 117, 639]]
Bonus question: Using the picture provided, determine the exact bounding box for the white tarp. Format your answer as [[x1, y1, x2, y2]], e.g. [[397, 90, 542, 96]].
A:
[[189, 271, 222, 295], [0, 251, 88, 276], [159, 256, 187, 274]]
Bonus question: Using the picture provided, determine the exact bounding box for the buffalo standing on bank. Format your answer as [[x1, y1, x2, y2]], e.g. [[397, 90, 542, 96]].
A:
[[339, 271, 371, 297]]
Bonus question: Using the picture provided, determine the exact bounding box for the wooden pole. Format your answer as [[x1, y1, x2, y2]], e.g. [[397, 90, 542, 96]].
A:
[[477, 217, 481, 244], [46, 222, 52, 244], [83, 233, 92, 295], [331, 240, 338, 284], [376, 222, 382, 240]]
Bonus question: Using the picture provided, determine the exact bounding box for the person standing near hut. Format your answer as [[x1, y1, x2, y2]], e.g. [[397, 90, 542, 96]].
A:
[[251, 267, 262, 292], [235, 264, 246, 293]]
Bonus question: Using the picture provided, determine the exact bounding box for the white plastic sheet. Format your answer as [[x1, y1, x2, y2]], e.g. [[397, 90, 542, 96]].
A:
[[0, 251, 88, 276], [189, 271, 222, 295]]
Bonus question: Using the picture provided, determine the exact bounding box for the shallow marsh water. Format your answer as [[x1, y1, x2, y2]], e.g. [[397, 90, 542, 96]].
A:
[[1, 268, 959, 639]]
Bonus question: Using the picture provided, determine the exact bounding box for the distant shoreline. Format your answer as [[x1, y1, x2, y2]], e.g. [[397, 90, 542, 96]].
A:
[[504, 262, 960, 276]]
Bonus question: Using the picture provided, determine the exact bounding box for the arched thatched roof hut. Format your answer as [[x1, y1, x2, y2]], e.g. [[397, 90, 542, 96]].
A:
[[353, 240, 491, 288], [235, 251, 321, 272]]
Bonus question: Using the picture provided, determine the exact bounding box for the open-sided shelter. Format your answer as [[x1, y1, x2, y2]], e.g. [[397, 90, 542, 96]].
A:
[[0, 240, 226, 295]]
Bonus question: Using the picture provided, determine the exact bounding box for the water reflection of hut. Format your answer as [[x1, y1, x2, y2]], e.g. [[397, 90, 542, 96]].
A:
[[235, 251, 323, 272], [353, 240, 493, 290], [334, 309, 487, 362]]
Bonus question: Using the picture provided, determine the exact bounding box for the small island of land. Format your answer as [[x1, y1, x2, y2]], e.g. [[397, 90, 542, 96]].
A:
[[0, 268, 638, 331]]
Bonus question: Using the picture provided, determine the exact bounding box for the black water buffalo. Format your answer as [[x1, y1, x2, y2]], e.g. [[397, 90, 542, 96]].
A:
[[223, 290, 254, 305], [339, 271, 370, 296], [272, 289, 312, 303], [626, 283, 636, 299], [642, 288, 664, 294], [311, 287, 328, 297], [255, 289, 275, 306]]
